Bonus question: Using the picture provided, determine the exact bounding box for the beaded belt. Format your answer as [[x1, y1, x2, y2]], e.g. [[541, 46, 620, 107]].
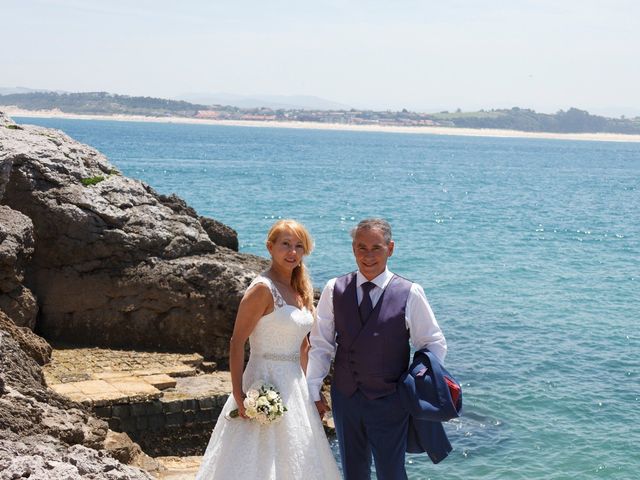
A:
[[259, 352, 300, 362]]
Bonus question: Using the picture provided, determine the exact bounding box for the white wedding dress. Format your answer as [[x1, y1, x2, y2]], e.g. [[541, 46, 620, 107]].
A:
[[196, 275, 341, 480]]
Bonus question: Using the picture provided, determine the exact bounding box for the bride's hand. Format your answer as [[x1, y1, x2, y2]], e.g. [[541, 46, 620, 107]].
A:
[[315, 395, 330, 419], [233, 391, 248, 419]]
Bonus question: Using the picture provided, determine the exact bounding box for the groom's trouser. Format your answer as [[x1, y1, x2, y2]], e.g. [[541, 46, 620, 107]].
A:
[[331, 386, 410, 480]]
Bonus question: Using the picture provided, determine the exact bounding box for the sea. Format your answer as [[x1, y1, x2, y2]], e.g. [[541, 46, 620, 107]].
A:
[[15, 116, 640, 479]]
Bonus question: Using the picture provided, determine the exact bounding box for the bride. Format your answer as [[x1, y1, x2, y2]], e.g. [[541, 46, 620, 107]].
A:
[[196, 219, 341, 479]]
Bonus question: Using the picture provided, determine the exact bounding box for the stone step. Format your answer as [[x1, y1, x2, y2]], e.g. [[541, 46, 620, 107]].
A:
[[89, 373, 232, 457], [50, 377, 163, 406], [43, 346, 203, 386], [154, 456, 203, 479], [143, 374, 177, 390], [41, 346, 311, 458]]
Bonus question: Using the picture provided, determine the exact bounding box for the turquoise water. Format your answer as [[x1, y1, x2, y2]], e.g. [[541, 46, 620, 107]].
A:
[[17, 117, 640, 479]]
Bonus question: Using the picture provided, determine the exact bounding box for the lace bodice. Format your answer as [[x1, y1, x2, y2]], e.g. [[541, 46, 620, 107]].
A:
[[247, 275, 313, 360]]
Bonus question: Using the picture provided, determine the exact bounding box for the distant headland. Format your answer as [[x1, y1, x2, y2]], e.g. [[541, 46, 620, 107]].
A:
[[2, 91, 640, 142]]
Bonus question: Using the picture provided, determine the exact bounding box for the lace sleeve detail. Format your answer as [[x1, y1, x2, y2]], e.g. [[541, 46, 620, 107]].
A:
[[249, 275, 286, 308]]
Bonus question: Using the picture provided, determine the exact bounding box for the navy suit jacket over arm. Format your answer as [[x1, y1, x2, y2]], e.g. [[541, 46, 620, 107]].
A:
[[398, 349, 463, 464]]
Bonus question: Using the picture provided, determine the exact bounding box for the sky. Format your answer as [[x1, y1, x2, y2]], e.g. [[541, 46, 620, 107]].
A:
[[2, 0, 640, 116]]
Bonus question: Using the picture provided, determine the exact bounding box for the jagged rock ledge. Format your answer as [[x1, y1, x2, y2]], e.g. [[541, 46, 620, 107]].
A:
[[0, 112, 270, 477], [0, 309, 158, 479], [0, 111, 268, 364]]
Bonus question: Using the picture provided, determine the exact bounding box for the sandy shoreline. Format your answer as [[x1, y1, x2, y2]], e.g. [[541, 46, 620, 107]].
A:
[[4, 106, 640, 143]]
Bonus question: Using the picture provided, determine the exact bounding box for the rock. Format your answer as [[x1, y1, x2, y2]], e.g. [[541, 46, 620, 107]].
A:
[[104, 430, 164, 474], [0, 205, 37, 328], [0, 321, 47, 395], [0, 325, 107, 448], [0, 206, 32, 291], [0, 113, 15, 200], [156, 192, 199, 218], [0, 160, 11, 203], [0, 113, 269, 364], [1, 112, 208, 477], [0, 312, 155, 478], [1, 120, 215, 269], [199, 361, 218, 373], [199, 216, 239, 251], [154, 456, 203, 479], [156, 193, 239, 251], [0, 111, 15, 128], [31, 250, 267, 363], [0, 309, 51, 365], [0, 284, 38, 330], [0, 430, 154, 480], [103, 430, 142, 464]]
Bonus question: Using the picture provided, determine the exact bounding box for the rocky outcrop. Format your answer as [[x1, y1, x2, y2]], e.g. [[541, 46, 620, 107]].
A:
[[158, 192, 239, 251], [30, 249, 267, 360], [0, 113, 17, 198], [0, 309, 51, 365], [0, 431, 154, 480], [0, 314, 156, 479], [2, 136, 215, 268], [0, 125, 38, 330], [103, 430, 162, 472], [199, 216, 239, 251], [0, 112, 268, 363], [0, 205, 37, 328], [0, 322, 107, 449]]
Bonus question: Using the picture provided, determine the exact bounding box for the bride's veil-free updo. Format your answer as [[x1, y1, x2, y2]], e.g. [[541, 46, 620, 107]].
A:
[[266, 219, 315, 311]]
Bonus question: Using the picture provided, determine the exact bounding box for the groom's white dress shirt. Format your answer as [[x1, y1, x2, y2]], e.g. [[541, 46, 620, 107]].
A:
[[306, 268, 447, 402]]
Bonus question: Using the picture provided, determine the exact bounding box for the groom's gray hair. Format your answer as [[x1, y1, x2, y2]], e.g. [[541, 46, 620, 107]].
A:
[[351, 218, 393, 244]]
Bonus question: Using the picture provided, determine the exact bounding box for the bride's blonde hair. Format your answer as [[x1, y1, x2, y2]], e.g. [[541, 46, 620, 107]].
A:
[[266, 219, 315, 311]]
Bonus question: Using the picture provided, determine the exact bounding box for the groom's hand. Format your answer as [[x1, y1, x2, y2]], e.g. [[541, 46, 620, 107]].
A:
[[315, 396, 330, 419]]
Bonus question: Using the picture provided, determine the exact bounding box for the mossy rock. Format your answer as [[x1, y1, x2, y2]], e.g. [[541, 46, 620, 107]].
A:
[[81, 175, 106, 186]]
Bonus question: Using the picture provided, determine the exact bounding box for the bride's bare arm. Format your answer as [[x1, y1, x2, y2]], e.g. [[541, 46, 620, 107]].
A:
[[229, 283, 272, 418]]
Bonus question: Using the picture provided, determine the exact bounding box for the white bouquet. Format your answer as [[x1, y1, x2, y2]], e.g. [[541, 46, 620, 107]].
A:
[[229, 381, 287, 425]]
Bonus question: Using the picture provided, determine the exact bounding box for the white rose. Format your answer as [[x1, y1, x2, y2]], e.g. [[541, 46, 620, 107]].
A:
[[257, 397, 269, 407], [245, 406, 258, 418], [243, 398, 257, 409], [246, 389, 259, 400], [266, 390, 278, 401]]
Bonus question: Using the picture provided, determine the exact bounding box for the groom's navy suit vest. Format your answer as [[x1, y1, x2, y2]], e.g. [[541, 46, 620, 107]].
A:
[[332, 271, 454, 465], [333, 272, 413, 400]]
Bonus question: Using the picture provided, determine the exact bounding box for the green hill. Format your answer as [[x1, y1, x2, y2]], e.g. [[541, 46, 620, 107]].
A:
[[0, 91, 209, 117], [2, 91, 639, 134]]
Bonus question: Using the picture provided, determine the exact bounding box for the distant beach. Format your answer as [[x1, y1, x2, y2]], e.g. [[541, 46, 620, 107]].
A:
[[4, 106, 640, 143]]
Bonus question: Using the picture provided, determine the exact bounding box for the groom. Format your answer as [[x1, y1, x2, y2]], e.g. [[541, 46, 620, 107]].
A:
[[307, 218, 447, 480]]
